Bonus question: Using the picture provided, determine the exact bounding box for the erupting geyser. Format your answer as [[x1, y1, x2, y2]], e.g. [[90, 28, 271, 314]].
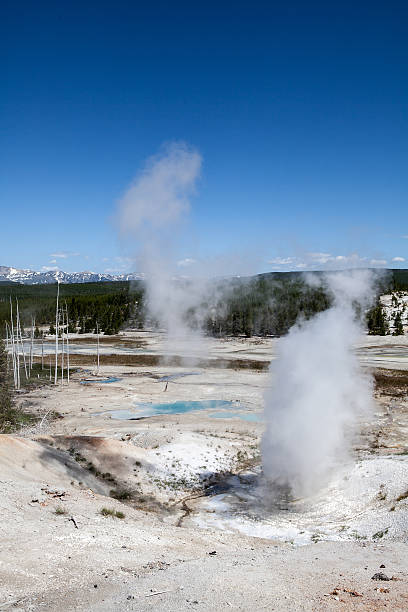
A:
[[261, 270, 375, 498]]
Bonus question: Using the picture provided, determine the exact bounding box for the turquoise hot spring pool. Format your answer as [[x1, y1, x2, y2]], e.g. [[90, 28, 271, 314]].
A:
[[98, 399, 262, 422]]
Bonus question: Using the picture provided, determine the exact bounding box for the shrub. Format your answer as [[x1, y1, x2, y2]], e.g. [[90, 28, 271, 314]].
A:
[[100, 507, 115, 516], [110, 488, 132, 500], [0, 338, 36, 432], [100, 507, 125, 519]]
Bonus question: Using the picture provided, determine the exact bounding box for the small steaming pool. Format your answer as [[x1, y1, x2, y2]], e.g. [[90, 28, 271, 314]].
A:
[[81, 377, 122, 385], [158, 372, 200, 382], [209, 411, 262, 422], [98, 399, 261, 421]]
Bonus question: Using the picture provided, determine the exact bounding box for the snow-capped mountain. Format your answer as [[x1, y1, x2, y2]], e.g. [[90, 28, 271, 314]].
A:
[[0, 266, 144, 285]]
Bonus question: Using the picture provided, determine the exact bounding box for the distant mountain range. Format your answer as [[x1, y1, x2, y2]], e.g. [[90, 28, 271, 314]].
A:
[[0, 266, 144, 285]]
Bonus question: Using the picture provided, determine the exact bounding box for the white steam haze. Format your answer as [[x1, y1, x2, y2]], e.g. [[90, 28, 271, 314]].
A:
[[261, 270, 375, 498], [116, 142, 211, 360]]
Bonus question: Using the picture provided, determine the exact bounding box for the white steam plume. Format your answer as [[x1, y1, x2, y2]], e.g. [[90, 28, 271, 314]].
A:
[[261, 270, 375, 498], [116, 142, 208, 359], [118, 142, 201, 235]]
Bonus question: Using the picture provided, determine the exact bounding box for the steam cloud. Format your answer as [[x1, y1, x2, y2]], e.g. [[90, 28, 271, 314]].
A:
[[117, 142, 209, 359], [118, 142, 201, 235], [261, 270, 375, 498]]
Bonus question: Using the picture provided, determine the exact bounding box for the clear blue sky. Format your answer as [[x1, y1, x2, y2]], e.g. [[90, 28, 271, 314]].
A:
[[1, 1, 407, 274]]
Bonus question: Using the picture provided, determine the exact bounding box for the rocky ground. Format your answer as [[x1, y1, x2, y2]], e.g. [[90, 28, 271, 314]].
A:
[[1, 332, 407, 610]]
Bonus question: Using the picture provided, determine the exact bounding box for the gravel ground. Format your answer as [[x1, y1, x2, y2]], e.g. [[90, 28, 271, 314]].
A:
[[2, 333, 407, 611]]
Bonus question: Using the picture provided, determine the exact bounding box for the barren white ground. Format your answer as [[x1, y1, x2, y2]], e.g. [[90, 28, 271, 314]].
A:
[[1, 332, 407, 611]]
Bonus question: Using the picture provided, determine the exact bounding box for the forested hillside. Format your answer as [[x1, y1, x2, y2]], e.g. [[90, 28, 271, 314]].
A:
[[390, 269, 408, 291], [202, 274, 332, 337], [0, 281, 145, 336], [1, 270, 407, 338], [204, 269, 407, 337]]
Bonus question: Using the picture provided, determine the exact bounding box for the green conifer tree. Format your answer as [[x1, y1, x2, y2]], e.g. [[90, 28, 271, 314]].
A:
[[393, 312, 404, 336]]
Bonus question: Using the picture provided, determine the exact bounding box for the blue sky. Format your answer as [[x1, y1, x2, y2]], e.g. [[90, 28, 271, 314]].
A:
[[1, 1, 407, 274]]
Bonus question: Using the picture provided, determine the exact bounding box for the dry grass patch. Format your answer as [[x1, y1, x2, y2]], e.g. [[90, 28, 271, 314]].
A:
[[100, 507, 125, 519], [374, 369, 408, 397]]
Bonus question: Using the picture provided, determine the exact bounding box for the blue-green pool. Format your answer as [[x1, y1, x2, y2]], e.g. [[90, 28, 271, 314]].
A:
[[81, 377, 122, 385], [98, 399, 262, 421], [122, 399, 233, 418]]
